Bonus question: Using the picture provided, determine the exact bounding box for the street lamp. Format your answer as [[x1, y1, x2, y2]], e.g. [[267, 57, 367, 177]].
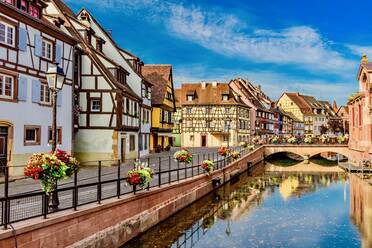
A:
[[46, 64, 65, 152], [46, 64, 65, 211]]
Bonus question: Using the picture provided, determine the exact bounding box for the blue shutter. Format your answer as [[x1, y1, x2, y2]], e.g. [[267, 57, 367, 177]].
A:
[[18, 28, 27, 51], [31, 79, 40, 103], [57, 90, 62, 107], [55, 43, 62, 64], [18, 76, 28, 101], [34, 34, 42, 57]]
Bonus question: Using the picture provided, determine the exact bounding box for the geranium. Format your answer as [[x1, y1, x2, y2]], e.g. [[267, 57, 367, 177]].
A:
[[320, 134, 330, 144], [304, 136, 313, 144], [287, 137, 297, 144], [271, 135, 279, 144], [201, 160, 214, 175], [127, 160, 154, 188], [24, 151, 79, 193], [218, 147, 229, 157], [231, 151, 240, 159], [174, 148, 193, 164], [239, 141, 248, 148]]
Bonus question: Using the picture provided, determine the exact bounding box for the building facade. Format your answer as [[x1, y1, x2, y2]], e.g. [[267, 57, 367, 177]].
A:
[[177, 82, 250, 148], [46, 1, 144, 162], [348, 55, 372, 162], [0, 0, 76, 175], [142, 65, 176, 152]]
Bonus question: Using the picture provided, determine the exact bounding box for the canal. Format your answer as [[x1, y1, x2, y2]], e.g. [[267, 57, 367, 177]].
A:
[[122, 158, 371, 248]]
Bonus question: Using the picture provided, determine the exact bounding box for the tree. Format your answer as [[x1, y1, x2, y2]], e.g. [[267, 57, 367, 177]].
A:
[[320, 124, 328, 135], [327, 119, 344, 134]]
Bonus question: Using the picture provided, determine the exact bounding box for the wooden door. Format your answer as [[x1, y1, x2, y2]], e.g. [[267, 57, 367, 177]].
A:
[[201, 135, 207, 147], [121, 138, 126, 162], [0, 127, 8, 175]]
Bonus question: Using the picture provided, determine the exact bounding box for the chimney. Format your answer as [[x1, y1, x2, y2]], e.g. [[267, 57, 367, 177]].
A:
[[361, 54, 368, 65], [212, 81, 218, 87], [201, 81, 206, 89]]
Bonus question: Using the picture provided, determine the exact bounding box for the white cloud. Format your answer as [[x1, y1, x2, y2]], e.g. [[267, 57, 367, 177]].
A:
[[347, 44, 372, 57], [66, 0, 356, 74]]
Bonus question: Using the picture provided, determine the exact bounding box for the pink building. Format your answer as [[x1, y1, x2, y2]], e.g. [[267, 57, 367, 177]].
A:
[[348, 55, 372, 163]]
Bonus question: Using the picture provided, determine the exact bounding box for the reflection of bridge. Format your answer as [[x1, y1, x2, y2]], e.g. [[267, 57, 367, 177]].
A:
[[264, 144, 350, 159]]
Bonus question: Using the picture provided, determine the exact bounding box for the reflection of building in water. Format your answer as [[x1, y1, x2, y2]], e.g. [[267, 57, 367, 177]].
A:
[[279, 177, 299, 199], [350, 175, 372, 248]]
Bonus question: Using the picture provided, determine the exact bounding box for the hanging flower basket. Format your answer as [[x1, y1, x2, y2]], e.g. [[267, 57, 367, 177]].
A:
[[174, 148, 193, 164], [201, 160, 214, 175], [127, 160, 154, 189], [218, 147, 229, 157], [24, 150, 79, 193], [231, 151, 240, 160]]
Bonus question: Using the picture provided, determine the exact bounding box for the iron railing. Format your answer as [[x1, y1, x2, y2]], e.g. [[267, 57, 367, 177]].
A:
[[0, 147, 252, 229]]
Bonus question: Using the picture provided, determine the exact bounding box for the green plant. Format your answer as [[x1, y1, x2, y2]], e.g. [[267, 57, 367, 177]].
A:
[[127, 160, 154, 188]]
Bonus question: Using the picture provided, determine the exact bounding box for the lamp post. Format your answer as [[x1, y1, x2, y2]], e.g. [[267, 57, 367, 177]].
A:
[[46, 64, 66, 211]]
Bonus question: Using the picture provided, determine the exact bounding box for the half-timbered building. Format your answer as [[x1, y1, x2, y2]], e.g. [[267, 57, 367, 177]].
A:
[[46, 1, 144, 162], [177, 82, 250, 148], [0, 0, 76, 175], [142, 65, 176, 152]]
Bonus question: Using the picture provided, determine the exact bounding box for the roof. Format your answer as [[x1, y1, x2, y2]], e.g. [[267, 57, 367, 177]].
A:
[[176, 82, 247, 106], [283, 93, 313, 115], [174, 89, 181, 108], [142, 65, 173, 105], [51, 0, 76, 18]]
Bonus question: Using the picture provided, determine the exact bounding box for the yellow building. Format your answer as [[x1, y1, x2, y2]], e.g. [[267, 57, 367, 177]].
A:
[[142, 65, 176, 152]]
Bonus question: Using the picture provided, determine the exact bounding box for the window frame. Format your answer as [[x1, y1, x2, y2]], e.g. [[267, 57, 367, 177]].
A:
[[48, 127, 62, 145], [0, 20, 16, 48], [90, 97, 102, 113], [24, 125, 41, 146], [39, 83, 51, 105], [0, 73, 15, 100], [41, 38, 54, 61], [129, 134, 135, 151], [29, 4, 40, 18]]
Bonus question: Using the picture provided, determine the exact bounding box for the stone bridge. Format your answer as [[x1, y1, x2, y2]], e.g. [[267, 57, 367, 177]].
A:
[[263, 144, 350, 159]]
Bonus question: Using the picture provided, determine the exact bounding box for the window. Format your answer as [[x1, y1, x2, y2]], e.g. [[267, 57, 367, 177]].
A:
[[48, 127, 62, 144], [3, 0, 15, 5], [222, 94, 229, 101], [0, 21, 15, 47], [24, 126, 41, 146], [186, 108, 192, 114], [90, 98, 101, 112], [42, 39, 53, 60], [139, 134, 143, 151], [40, 84, 51, 104], [0, 74, 14, 99], [29, 5, 39, 18], [129, 135, 135, 151], [190, 135, 194, 141], [187, 95, 193, 101], [144, 134, 148, 150], [223, 135, 228, 142], [125, 98, 130, 113], [96, 39, 103, 52], [20, 0, 27, 12], [134, 103, 138, 117], [225, 108, 230, 114]]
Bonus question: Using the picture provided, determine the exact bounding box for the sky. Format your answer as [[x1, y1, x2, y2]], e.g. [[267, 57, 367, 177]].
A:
[[64, 0, 372, 104]]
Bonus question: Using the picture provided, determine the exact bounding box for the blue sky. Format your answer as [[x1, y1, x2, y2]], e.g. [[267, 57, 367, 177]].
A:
[[65, 0, 372, 104]]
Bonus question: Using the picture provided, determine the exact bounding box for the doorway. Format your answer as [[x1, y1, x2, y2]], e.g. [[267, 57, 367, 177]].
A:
[[0, 127, 8, 175], [121, 137, 126, 162], [201, 135, 207, 147]]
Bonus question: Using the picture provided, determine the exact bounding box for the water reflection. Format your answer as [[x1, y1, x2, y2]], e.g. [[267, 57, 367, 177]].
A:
[[350, 175, 372, 248], [123, 172, 365, 248]]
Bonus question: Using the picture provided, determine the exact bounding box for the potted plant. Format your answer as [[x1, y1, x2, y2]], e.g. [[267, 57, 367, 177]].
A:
[[201, 160, 214, 175], [218, 147, 229, 157], [337, 135, 346, 144], [239, 141, 248, 148], [231, 151, 240, 160], [24, 150, 79, 210], [304, 136, 313, 144], [287, 136, 297, 144], [174, 148, 193, 164], [127, 160, 154, 189], [164, 144, 171, 151], [271, 135, 279, 144], [320, 134, 330, 144]]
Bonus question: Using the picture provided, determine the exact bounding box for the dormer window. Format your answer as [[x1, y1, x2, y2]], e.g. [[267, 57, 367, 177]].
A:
[[86, 32, 92, 45], [222, 94, 229, 101], [187, 95, 193, 101], [20, 0, 27, 12], [29, 5, 40, 18], [96, 38, 104, 53]]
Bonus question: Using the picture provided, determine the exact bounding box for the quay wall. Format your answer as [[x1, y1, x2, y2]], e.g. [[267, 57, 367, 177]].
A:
[[0, 148, 265, 248]]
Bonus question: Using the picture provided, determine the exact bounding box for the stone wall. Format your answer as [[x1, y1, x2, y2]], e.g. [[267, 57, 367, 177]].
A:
[[0, 148, 265, 248]]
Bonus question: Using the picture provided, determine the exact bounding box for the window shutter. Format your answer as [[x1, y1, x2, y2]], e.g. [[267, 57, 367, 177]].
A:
[[34, 34, 42, 57], [57, 90, 62, 107], [18, 76, 28, 101], [18, 27, 28, 51], [31, 79, 40, 103], [55, 43, 62, 64]]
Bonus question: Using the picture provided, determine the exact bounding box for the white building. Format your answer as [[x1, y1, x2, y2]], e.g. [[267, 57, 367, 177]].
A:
[[0, 0, 76, 175], [46, 1, 151, 162]]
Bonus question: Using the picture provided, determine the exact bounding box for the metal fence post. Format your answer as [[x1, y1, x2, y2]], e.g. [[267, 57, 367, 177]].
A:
[[3, 167, 9, 229], [177, 161, 180, 181], [73, 168, 78, 210], [158, 157, 162, 187], [98, 161, 102, 204], [117, 160, 121, 198], [168, 156, 171, 184], [197, 154, 200, 175]]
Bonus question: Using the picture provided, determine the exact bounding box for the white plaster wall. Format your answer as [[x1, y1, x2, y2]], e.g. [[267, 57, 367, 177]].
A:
[[74, 130, 113, 153]]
